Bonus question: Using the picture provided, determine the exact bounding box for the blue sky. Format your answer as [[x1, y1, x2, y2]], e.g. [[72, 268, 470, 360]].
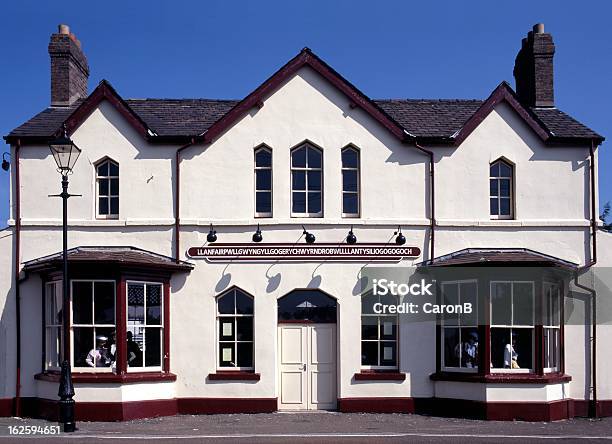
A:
[[0, 1, 610, 226]]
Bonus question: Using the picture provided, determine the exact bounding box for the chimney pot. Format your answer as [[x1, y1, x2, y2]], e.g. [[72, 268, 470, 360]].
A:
[[533, 23, 545, 34], [58, 24, 70, 35]]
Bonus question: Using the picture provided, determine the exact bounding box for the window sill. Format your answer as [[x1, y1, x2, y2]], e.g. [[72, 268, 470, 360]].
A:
[[207, 371, 261, 381], [354, 371, 406, 381], [35, 371, 177, 383], [430, 371, 571, 384]]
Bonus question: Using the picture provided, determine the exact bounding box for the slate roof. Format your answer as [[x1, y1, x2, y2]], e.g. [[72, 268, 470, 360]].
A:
[[7, 96, 602, 144], [422, 248, 578, 269], [22, 246, 194, 272]]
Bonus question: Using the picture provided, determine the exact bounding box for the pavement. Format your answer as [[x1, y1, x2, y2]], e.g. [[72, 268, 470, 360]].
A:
[[1, 412, 612, 443]]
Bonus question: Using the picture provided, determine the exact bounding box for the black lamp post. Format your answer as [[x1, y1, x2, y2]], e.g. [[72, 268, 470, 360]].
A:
[[48, 124, 81, 433]]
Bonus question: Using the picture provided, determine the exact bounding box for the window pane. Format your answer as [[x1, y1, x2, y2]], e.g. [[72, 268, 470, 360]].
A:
[[146, 284, 162, 325], [72, 282, 93, 324], [256, 191, 272, 214], [292, 171, 306, 190], [219, 342, 235, 367], [361, 317, 378, 340], [292, 147, 306, 167], [256, 169, 271, 190], [490, 162, 500, 177], [219, 317, 235, 340], [308, 192, 321, 214], [97, 162, 108, 177], [342, 149, 359, 168], [46, 326, 61, 368], [342, 170, 358, 192], [361, 293, 377, 315], [442, 284, 459, 325], [444, 327, 460, 368], [292, 192, 306, 213], [307, 147, 321, 168], [490, 198, 498, 215], [489, 179, 498, 196], [490, 327, 510, 369], [343, 194, 358, 215], [144, 327, 162, 367], [99, 197, 109, 215], [255, 149, 271, 167], [46, 283, 63, 325], [217, 292, 235, 314], [127, 327, 143, 367], [491, 283, 512, 325], [461, 327, 479, 369], [110, 178, 119, 195], [308, 171, 321, 191], [99, 179, 109, 196], [94, 282, 115, 325], [513, 283, 534, 326], [237, 317, 253, 341], [460, 282, 478, 326], [237, 342, 253, 368], [109, 162, 119, 176], [499, 179, 510, 197], [73, 327, 94, 367], [361, 341, 377, 366], [514, 328, 533, 369], [380, 341, 397, 367], [127, 283, 145, 323], [500, 198, 511, 216], [500, 162, 512, 177], [545, 328, 560, 369], [379, 316, 397, 340], [110, 197, 119, 215], [235, 290, 254, 314]]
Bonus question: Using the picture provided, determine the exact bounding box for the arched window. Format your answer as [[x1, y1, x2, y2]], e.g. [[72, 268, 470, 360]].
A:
[[96, 159, 119, 218], [291, 143, 322, 217], [217, 288, 254, 370], [277, 290, 337, 323], [341, 146, 360, 217], [490, 159, 513, 219], [254, 146, 272, 217]]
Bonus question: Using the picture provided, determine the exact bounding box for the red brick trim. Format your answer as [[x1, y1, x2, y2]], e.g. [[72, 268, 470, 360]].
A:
[[339, 397, 415, 413], [207, 372, 261, 381], [353, 372, 406, 381], [34, 371, 177, 383], [430, 372, 571, 384], [178, 398, 277, 415]]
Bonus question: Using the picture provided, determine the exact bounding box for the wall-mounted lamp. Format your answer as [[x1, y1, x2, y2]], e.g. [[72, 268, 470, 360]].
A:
[[394, 226, 406, 245], [302, 226, 316, 244], [346, 226, 357, 245], [207, 224, 217, 243], [1, 153, 9, 172], [252, 224, 263, 243]]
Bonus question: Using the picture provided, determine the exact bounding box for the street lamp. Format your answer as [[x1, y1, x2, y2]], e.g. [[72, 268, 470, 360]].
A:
[[48, 123, 81, 433]]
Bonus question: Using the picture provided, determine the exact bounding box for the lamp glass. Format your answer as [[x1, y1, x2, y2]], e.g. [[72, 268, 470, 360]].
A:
[[49, 137, 81, 173]]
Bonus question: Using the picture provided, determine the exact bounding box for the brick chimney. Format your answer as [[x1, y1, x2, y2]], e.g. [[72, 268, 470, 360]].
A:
[[48, 24, 89, 106], [513, 23, 555, 108]]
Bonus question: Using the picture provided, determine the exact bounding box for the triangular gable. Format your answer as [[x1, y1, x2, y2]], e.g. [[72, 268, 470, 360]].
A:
[[201, 48, 408, 144], [62, 80, 153, 139], [452, 81, 550, 145]]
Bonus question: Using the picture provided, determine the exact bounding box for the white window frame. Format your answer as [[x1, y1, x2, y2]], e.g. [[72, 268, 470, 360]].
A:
[[341, 146, 360, 218], [543, 282, 561, 373], [44, 280, 63, 371], [361, 294, 399, 371], [126, 281, 164, 373], [290, 143, 323, 218], [490, 281, 535, 374], [95, 158, 119, 220], [70, 279, 116, 372], [440, 280, 479, 373], [216, 288, 255, 371], [254, 146, 273, 218], [489, 159, 513, 220]]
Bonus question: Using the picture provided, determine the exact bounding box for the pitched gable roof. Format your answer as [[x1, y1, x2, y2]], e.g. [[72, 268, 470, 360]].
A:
[[4, 49, 604, 146]]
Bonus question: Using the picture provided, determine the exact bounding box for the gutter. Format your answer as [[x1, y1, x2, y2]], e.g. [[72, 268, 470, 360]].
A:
[[13, 139, 21, 417], [410, 136, 435, 263], [174, 137, 198, 263]]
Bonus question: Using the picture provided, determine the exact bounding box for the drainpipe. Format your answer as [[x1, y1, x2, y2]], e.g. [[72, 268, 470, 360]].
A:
[[411, 138, 435, 263], [174, 138, 196, 263], [573, 139, 599, 417], [13, 139, 21, 417]]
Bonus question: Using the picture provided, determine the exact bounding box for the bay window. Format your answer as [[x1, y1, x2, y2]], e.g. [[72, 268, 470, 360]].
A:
[[127, 282, 164, 370], [44, 281, 63, 370], [543, 282, 561, 372], [441, 281, 478, 371]]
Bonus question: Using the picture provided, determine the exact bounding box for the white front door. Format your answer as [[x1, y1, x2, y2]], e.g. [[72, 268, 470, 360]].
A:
[[278, 324, 337, 410]]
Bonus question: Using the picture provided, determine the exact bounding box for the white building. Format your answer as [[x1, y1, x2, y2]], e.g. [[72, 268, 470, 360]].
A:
[[0, 23, 610, 421]]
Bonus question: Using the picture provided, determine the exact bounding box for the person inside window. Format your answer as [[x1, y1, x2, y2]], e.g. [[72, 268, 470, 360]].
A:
[[86, 335, 112, 368], [504, 332, 519, 369], [126, 331, 142, 367], [462, 331, 479, 368]]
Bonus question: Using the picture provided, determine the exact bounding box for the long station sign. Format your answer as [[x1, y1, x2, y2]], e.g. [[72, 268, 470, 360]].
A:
[[187, 243, 421, 263]]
